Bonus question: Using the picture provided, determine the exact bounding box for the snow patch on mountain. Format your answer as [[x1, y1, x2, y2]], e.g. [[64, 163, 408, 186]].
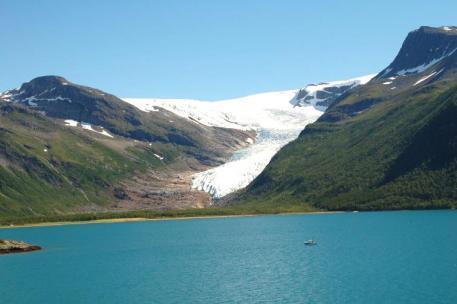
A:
[[290, 75, 375, 110], [442, 26, 457, 32], [82, 123, 113, 138], [396, 47, 457, 76], [64, 119, 78, 127], [0, 89, 72, 104], [153, 153, 164, 160], [413, 69, 444, 86], [64, 120, 113, 138]]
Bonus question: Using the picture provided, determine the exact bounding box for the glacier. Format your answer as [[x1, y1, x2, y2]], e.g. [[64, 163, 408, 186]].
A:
[[124, 76, 372, 200], [124, 90, 322, 199], [190, 127, 318, 198]]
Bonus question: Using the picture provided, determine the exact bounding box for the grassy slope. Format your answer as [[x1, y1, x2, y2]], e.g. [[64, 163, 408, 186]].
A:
[[0, 76, 251, 220], [234, 82, 457, 211], [0, 104, 175, 218]]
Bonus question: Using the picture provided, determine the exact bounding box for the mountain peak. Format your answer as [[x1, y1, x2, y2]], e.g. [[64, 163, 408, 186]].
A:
[[416, 26, 457, 35], [21, 75, 72, 93], [377, 26, 457, 79], [0, 76, 140, 131], [0, 75, 76, 102], [29, 75, 69, 84]]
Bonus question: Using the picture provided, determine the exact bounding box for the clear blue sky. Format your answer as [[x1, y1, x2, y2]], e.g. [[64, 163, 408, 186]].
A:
[[1, 0, 457, 100]]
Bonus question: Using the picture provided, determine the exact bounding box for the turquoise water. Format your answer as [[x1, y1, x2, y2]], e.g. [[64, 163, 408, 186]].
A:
[[1, 211, 457, 303]]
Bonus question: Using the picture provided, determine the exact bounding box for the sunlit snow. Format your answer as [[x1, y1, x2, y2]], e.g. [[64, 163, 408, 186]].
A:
[[396, 48, 457, 76], [65, 120, 113, 138], [442, 26, 457, 32], [290, 75, 375, 110], [64, 119, 78, 127], [413, 69, 443, 86], [81, 123, 114, 138], [153, 153, 164, 160], [191, 127, 318, 198]]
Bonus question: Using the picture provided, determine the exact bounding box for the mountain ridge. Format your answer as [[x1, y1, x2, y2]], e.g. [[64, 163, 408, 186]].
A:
[[0, 76, 255, 217], [229, 25, 457, 211]]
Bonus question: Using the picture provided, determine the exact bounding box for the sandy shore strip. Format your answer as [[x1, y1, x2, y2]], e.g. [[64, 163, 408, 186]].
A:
[[0, 211, 339, 229]]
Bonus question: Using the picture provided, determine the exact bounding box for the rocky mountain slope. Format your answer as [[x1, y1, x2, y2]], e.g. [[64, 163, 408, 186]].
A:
[[1, 76, 250, 166], [231, 26, 457, 211], [290, 75, 374, 110], [0, 77, 252, 218]]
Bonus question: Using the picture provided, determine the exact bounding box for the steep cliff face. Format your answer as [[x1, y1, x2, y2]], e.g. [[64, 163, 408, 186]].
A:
[[377, 26, 457, 79], [319, 26, 457, 123]]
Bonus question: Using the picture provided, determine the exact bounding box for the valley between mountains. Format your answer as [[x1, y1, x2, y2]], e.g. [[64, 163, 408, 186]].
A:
[[1, 25, 457, 221]]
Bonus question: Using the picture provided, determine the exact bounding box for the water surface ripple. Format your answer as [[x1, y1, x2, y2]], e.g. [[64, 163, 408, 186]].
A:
[[1, 211, 456, 303]]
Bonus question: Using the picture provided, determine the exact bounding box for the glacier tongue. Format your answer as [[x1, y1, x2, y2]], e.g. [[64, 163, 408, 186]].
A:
[[191, 126, 319, 198], [188, 102, 323, 199], [192, 102, 323, 199]]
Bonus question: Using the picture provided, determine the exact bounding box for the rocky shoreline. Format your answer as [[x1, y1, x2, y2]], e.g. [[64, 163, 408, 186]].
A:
[[0, 239, 41, 254]]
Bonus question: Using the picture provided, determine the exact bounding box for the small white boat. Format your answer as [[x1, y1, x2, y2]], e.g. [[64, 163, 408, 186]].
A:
[[304, 240, 317, 246]]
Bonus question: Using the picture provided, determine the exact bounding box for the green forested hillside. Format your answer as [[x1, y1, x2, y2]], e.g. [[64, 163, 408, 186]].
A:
[[234, 82, 457, 210]]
